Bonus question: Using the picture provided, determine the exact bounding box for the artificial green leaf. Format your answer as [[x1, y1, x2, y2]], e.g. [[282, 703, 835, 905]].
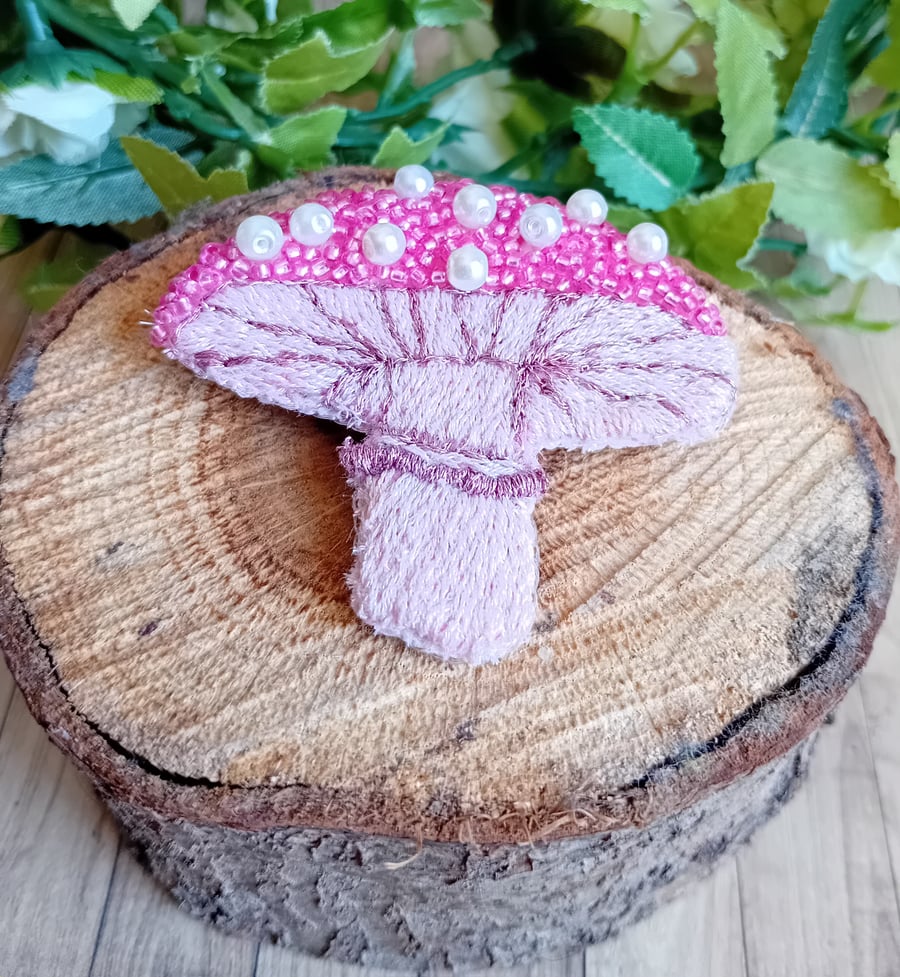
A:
[[379, 33, 417, 106], [770, 0, 829, 93], [206, 0, 258, 32], [196, 143, 255, 178], [606, 204, 650, 231], [582, 0, 649, 13], [270, 106, 348, 168], [685, 0, 786, 56], [200, 66, 270, 140], [0, 4, 69, 87], [887, 133, 900, 198], [869, 0, 900, 88], [744, 6, 787, 57], [186, 20, 305, 74], [782, 0, 868, 138], [92, 70, 163, 104], [262, 31, 389, 113], [162, 26, 236, 61], [110, 0, 159, 31], [121, 136, 248, 217], [553, 146, 596, 191], [682, 0, 718, 20], [573, 104, 700, 210], [0, 41, 121, 89], [772, 0, 829, 37], [501, 80, 578, 148], [161, 87, 245, 147], [658, 182, 774, 288], [0, 216, 21, 256], [757, 138, 900, 236], [0, 126, 192, 226], [715, 0, 778, 166], [407, 0, 489, 26], [372, 124, 449, 167], [268, 0, 314, 16], [302, 0, 409, 46], [22, 242, 115, 313], [253, 0, 411, 97]]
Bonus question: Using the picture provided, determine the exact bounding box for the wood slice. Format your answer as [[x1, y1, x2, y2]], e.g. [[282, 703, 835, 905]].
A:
[[2, 169, 898, 970]]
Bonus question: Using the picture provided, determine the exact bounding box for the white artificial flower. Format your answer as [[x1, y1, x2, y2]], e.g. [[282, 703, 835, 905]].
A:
[[805, 229, 900, 287], [424, 21, 519, 174], [430, 70, 519, 174], [0, 80, 148, 167], [583, 0, 701, 90]]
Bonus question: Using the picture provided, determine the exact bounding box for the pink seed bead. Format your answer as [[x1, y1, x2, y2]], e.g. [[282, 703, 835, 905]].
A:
[[155, 179, 724, 339]]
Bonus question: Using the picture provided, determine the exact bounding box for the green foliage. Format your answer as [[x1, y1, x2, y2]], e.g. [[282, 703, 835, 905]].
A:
[[657, 182, 774, 289], [262, 31, 389, 112], [582, 0, 650, 14], [372, 124, 449, 166], [573, 104, 699, 210], [92, 70, 163, 103], [887, 133, 900, 197], [259, 0, 409, 111], [121, 134, 248, 216], [686, 0, 786, 57], [0, 0, 897, 324], [22, 241, 114, 311], [868, 0, 900, 89], [771, 0, 829, 38], [782, 0, 869, 139], [0, 124, 192, 225], [110, 0, 159, 32], [605, 203, 649, 230], [270, 107, 347, 169], [757, 139, 900, 236], [681, 0, 718, 22], [0, 216, 21, 256], [714, 0, 778, 167], [407, 0, 488, 27]]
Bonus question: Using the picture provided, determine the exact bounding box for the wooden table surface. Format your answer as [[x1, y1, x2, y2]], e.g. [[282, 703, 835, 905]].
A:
[[1, 237, 899, 977]]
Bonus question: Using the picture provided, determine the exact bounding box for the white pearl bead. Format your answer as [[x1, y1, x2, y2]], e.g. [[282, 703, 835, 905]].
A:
[[289, 203, 334, 246], [452, 184, 497, 229], [235, 215, 284, 261], [447, 243, 489, 292], [362, 222, 407, 265], [626, 222, 669, 264], [393, 164, 434, 199], [519, 203, 564, 248], [566, 188, 608, 224]]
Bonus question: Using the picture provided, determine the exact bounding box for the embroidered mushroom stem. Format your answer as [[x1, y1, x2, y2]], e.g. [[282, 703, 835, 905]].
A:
[[152, 175, 738, 664]]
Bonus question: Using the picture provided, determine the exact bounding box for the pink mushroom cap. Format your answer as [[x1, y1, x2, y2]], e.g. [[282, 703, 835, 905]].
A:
[[152, 179, 723, 348]]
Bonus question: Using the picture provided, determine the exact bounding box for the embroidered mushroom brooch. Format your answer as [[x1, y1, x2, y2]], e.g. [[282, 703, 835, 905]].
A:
[[152, 167, 739, 665]]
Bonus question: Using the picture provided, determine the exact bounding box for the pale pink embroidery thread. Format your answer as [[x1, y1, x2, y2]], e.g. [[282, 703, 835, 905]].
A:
[[153, 179, 738, 665]]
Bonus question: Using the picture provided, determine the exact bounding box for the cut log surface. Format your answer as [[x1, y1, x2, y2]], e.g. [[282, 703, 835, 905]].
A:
[[1, 169, 899, 971]]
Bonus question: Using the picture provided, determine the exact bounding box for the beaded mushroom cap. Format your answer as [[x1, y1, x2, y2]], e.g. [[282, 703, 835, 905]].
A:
[[153, 170, 738, 664]]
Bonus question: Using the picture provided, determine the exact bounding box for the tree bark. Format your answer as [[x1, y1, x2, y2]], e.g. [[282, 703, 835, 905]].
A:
[[1, 169, 897, 970]]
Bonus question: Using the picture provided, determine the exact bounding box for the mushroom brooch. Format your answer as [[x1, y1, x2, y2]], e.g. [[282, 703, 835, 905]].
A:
[[152, 167, 738, 665]]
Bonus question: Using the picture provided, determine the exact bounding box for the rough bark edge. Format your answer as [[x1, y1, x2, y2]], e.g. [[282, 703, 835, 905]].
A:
[[111, 737, 815, 972], [0, 169, 896, 845]]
